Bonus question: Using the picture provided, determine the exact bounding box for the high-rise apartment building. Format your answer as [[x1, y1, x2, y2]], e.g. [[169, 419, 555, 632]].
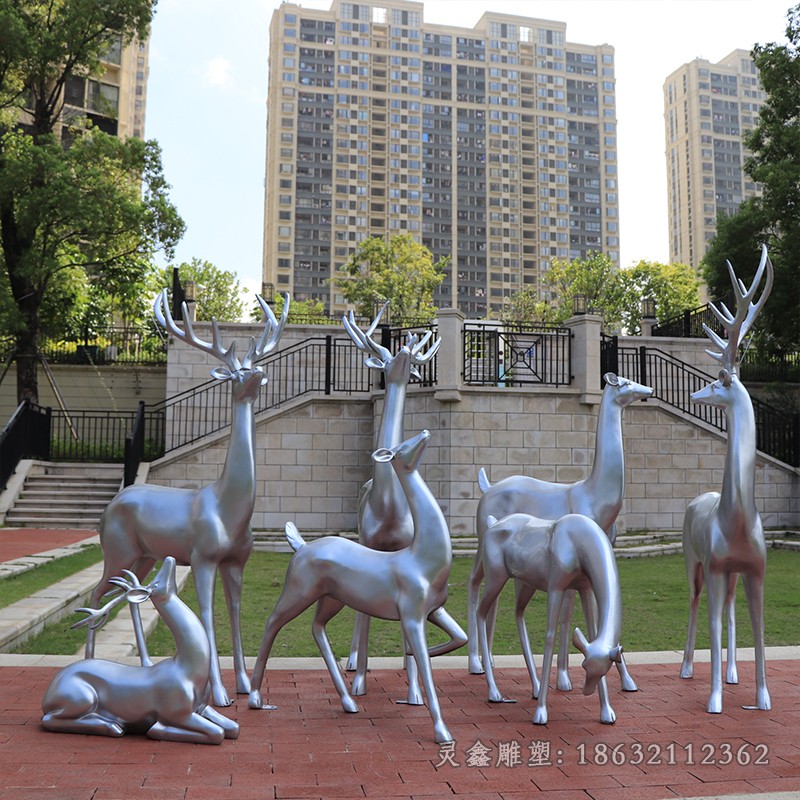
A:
[[663, 50, 764, 272], [263, 0, 618, 316]]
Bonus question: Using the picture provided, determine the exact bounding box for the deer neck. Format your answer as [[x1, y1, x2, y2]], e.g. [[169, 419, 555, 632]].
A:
[[156, 594, 211, 681], [216, 392, 257, 516], [372, 381, 407, 497], [584, 393, 625, 521], [400, 468, 450, 566], [579, 539, 622, 649], [719, 381, 758, 534]]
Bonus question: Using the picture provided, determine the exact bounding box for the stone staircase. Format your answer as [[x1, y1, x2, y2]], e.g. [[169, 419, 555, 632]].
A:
[[4, 462, 123, 529]]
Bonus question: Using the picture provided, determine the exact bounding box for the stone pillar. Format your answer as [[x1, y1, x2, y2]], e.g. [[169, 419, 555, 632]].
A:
[[566, 312, 603, 406], [434, 307, 464, 402]]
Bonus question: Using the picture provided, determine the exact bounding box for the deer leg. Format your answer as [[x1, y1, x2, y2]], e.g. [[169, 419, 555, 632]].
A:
[[345, 612, 364, 671], [351, 613, 372, 697], [741, 571, 771, 711], [534, 589, 564, 726], [201, 705, 240, 739], [725, 572, 739, 685], [680, 561, 704, 679], [705, 571, 727, 714], [579, 588, 615, 725], [219, 560, 250, 695], [400, 608, 453, 744], [312, 597, 359, 713], [556, 589, 575, 692], [147, 712, 225, 745], [192, 561, 229, 707], [467, 548, 485, 674], [426, 607, 468, 657], [399, 636, 424, 706], [128, 556, 156, 667], [513, 580, 540, 699], [476, 573, 512, 703], [84, 552, 138, 659]]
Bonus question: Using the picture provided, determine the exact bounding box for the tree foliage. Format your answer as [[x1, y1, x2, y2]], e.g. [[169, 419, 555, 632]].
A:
[[148, 258, 245, 322], [334, 234, 446, 324], [702, 4, 800, 349], [0, 0, 184, 403]]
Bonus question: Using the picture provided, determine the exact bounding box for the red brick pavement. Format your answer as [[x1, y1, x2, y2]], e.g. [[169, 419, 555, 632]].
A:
[[0, 529, 97, 563], [0, 660, 798, 800]]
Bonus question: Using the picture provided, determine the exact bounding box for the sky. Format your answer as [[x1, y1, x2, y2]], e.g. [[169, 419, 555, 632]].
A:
[[145, 0, 794, 299]]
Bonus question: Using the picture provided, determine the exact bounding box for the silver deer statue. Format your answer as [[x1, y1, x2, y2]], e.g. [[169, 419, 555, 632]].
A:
[[42, 557, 239, 744], [680, 245, 773, 714], [249, 429, 464, 744], [476, 512, 624, 725], [342, 304, 465, 704], [467, 373, 651, 694], [83, 289, 289, 707]]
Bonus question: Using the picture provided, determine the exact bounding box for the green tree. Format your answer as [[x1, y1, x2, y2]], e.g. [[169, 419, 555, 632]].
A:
[[620, 260, 700, 334], [498, 286, 557, 325], [0, 1, 184, 404], [334, 234, 446, 324], [256, 293, 326, 324], [148, 258, 245, 322]]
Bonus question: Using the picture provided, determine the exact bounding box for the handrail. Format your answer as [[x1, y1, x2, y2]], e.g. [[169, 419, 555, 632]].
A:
[[0, 401, 51, 489]]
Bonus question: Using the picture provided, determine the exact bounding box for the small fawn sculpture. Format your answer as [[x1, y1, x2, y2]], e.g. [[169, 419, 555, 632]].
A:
[[681, 245, 773, 714], [342, 305, 465, 703], [476, 512, 623, 726], [84, 289, 288, 707], [467, 373, 651, 693], [249, 429, 463, 744], [42, 557, 239, 744]]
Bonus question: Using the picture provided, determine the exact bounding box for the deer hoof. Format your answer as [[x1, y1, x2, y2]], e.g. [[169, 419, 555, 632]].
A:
[[248, 690, 276, 710], [726, 666, 739, 685], [679, 663, 693, 679], [342, 695, 359, 713], [434, 722, 454, 744], [532, 707, 548, 726], [706, 694, 723, 714], [600, 707, 616, 725], [557, 672, 573, 692], [468, 658, 485, 675], [351, 674, 367, 696], [620, 674, 639, 692]]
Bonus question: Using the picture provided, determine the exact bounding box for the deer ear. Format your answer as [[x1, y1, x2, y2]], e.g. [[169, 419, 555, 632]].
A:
[[573, 628, 589, 655], [365, 356, 385, 370], [719, 368, 732, 387], [410, 365, 421, 380], [372, 447, 394, 463], [210, 366, 235, 381], [603, 373, 619, 386]]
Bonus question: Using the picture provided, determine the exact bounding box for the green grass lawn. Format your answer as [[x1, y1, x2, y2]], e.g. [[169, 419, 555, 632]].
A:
[[14, 549, 799, 658]]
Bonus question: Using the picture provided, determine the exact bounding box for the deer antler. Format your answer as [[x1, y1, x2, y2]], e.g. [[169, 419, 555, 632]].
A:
[[702, 244, 773, 373], [242, 293, 291, 368], [73, 570, 153, 631], [153, 289, 240, 373], [342, 301, 392, 363]]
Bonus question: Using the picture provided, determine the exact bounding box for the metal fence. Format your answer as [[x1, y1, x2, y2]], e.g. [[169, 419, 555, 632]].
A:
[[0, 402, 51, 490], [463, 323, 572, 387], [651, 301, 728, 339]]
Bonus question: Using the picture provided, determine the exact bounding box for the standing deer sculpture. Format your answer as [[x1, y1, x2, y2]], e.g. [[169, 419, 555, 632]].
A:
[[42, 557, 239, 744], [249, 429, 464, 744], [342, 304, 466, 704], [83, 289, 289, 707], [467, 373, 651, 694], [680, 245, 773, 714], [476, 512, 624, 725]]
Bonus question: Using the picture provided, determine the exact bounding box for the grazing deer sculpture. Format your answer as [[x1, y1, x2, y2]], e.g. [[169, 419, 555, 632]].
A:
[[342, 304, 465, 703], [467, 373, 651, 694], [249, 430, 464, 744], [476, 512, 623, 725], [42, 557, 239, 744], [680, 245, 773, 714], [83, 289, 289, 707]]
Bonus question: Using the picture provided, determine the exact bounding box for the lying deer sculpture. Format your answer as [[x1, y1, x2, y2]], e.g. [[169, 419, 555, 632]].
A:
[[84, 289, 289, 707], [681, 245, 773, 714], [468, 373, 651, 694], [476, 512, 623, 725], [249, 429, 464, 744], [342, 304, 465, 703], [42, 557, 239, 744]]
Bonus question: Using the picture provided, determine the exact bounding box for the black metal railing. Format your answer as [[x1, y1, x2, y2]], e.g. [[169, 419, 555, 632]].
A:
[[614, 345, 799, 467], [0, 401, 51, 490], [651, 300, 728, 339], [383, 323, 439, 387], [39, 324, 167, 366], [123, 401, 146, 487], [463, 323, 572, 387], [740, 348, 800, 384]]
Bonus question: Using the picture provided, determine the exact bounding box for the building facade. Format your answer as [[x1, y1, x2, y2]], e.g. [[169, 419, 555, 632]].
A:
[[263, 0, 619, 317], [663, 49, 764, 272]]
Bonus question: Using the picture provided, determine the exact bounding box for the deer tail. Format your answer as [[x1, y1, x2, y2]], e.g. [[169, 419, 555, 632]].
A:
[[284, 521, 306, 552], [477, 467, 491, 494]]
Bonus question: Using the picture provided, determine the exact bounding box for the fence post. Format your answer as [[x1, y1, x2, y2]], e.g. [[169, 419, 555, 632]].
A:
[[639, 345, 648, 389], [434, 307, 464, 402], [324, 335, 333, 395], [566, 312, 602, 405]]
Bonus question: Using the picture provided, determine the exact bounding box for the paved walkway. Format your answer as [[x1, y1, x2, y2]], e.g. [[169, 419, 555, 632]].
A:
[[0, 528, 97, 565]]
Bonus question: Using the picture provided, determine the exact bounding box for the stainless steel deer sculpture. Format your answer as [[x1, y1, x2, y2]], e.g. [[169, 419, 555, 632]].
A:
[[42, 557, 239, 744], [476, 512, 624, 725], [467, 373, 651, 694], [83, 289, 289, 707], [680, 245, 773, 714], [342, 304, 465, 704], [249, 429, 464, 744]]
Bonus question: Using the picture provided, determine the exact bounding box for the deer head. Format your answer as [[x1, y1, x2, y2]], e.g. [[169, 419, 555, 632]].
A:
[[154, 290, 290, 400], [573, 627, 623, 696], [603, 373, 653, 406], [372, 428, 431, 474], [343, 302, 440, 386]]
